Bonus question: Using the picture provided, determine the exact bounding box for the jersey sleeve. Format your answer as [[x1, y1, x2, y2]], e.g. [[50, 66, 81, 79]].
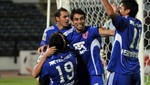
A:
[[91, 26, 101, 38], [40, 29, 49, 46], [112, 15, 128, 31], [40, 26, 56, 46]]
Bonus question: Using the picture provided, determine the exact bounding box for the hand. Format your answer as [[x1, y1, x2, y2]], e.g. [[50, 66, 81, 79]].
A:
[[110, 3, 118, 13], [44, 46, 57, 58], [37, 45, 49, 54]]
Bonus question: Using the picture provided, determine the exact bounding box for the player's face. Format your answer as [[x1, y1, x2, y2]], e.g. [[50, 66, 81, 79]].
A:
[[72, 14, 85, 33], [56, 11, 70, 29], [119, 3, 129, 16]]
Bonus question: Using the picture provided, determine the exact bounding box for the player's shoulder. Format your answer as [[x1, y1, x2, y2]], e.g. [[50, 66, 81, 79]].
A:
[[63, 26, 75, 36], [129, 17, 142, 27], [63, 51, 77, 62], [44, 25, 56, 32], [67, 50, 76, 56], [87, 26, 99, 32], [135, 18, 142, 25], [87, 26, 98, 29]]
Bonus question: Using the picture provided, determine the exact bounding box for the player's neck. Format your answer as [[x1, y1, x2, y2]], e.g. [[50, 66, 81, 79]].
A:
[[57, 24, 64, 30]]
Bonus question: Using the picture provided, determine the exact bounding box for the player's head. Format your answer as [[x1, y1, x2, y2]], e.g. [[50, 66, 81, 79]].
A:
[[54, 7, 70, 29], [49, 32, 67, 53], [70, 8, 86, 33], [119, 0, 138, 18]]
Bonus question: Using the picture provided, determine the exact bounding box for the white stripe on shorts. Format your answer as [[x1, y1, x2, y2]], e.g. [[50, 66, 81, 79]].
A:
[[108, 72, 115, 85]]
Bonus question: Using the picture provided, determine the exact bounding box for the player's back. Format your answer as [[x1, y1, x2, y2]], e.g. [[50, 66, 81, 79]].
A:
[[107, 15, 142, 74], [41, 50, 77, 85]]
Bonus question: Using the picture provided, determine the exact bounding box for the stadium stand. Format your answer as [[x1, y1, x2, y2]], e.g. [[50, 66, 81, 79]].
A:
[[0, 0, 46, 56]]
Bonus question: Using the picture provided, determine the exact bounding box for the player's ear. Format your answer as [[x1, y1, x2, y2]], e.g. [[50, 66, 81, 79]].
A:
[[125, 9, 130, 15], [55, 17, 59, 22]]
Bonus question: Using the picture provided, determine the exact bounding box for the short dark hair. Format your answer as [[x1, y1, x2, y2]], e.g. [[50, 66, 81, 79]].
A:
[[54, 7, 68, 17], [120, 0, 138, 18], [70, 8, 86, 20], [49, 32, 67, 53]]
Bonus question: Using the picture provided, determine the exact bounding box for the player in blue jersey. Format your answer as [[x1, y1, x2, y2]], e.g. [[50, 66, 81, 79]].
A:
[[38, 32, 77, 85], [64, 8, 115, 85], [37, 7, 71, 54], [32, 7, 71, 85], [102, 0, 142, 85], [33, 7, 70, 77]]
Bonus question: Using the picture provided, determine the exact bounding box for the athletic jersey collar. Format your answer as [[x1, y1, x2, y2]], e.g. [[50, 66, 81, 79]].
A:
[[73, 26, 89, 34], [54, 24, 60, 30], [54, 24, 71, 32]]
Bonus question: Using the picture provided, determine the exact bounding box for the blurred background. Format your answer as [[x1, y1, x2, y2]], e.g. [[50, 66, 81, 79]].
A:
[[0, 0, 58, 79]]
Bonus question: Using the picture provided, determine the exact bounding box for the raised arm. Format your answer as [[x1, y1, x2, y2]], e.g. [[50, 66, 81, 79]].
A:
[[102, 0, 118, 19]]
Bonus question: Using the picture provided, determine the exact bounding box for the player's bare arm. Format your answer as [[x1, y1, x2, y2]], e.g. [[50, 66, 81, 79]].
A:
[[99, 27, 115, 36], [32, 54, 47, 78], [110, 3, 118, 14], [102, 0, 118, 20], [32, 46, 57, 78]]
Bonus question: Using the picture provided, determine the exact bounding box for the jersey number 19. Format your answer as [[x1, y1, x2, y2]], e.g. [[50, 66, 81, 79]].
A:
[[56, 61, 74, 83]]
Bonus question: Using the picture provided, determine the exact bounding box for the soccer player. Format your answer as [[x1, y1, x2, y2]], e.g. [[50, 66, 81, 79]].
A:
[[64, 8, 114, 85], [38, 32, 77, 85], [32, 7, 71, 85], [33, 7, 70, 77], [102, 0, 142, 85], [37, 7, 71, 54]]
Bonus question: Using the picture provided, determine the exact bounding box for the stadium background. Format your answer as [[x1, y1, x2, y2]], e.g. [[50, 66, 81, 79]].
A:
[[0, 0, 54, 72], [0, 0, 54, 84], [0, 0, 149, 85]]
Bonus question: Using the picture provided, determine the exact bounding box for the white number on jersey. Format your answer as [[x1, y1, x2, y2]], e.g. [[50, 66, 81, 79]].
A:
[[130, 28, 141, 50], [56, 61, 74, 83]]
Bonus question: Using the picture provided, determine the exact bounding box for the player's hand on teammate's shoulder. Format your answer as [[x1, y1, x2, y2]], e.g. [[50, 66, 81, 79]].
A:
[[43, 46, 57, 58], [38, 45, 49, 54]]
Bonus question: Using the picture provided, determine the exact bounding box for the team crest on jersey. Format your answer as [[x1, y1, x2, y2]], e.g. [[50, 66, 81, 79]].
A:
[[42, 33, 47, 40], [82, 31, 88, 39]]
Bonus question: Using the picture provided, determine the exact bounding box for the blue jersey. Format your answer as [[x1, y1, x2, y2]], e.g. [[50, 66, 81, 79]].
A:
[[107, 15, 142, 74], [40, 24, 70, 46], [64, 26, 104, 76], [40, 50, 77, 85]]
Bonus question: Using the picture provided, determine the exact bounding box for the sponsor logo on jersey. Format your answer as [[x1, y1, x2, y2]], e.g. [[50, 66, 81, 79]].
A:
[[73, 41, 87, 54]]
